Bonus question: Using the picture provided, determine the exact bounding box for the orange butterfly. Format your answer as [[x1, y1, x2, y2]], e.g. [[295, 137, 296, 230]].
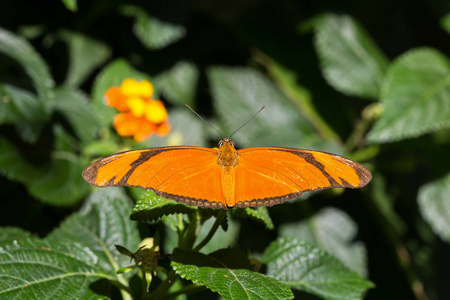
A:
[[83, 107, 372, 209]]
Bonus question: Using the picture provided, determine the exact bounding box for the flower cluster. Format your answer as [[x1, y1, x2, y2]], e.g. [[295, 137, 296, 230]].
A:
[[105, 78, 170, 141]]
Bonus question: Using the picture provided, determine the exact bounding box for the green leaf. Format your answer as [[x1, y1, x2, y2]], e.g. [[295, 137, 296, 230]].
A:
[[27, 151, 88, 206], [0, 84, 48, 143], [0, 238, 111, 299], [59, 30, 111, 87], [263, 237, 374, 300], [0, 227, 33, 245], [120, 5, 186, 49], [193, 216, 240, 254], [47, 188, 140, 273], [208, 67, 318, 148], [441, 13, 450, 35], [368, 48, 450, 143], [91, 58, 152, 126], [154, 61, 199, 107], [61, 0, 77, 12], [131, 190, 196, 222], [314, 14, 388, 99], [0, 27, 54, 105], [53, 87, 101, 144], [279, 207, 367, 276], [172, 248, 294, 300], [0, 137, 40, 183], [418, 172, 450, 243], [232, 207, 274, 230]]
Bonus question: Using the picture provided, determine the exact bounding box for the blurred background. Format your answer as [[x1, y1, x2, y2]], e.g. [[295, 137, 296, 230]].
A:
[[1, 0, 450, 299]]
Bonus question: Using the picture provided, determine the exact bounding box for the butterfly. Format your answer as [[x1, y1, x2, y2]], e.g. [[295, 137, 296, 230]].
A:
[[83, 107, 372, 209]]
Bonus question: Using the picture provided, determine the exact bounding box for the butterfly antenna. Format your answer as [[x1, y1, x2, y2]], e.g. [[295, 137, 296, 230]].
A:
[[229, 106, 265, 139], [185, 104, 225, 139]]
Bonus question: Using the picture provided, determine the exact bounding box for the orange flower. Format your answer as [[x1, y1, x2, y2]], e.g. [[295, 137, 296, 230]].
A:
[[105, 79, 171, 141]]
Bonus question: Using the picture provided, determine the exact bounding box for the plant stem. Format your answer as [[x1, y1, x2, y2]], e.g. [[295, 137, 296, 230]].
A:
[[193, 210, 227, 252]]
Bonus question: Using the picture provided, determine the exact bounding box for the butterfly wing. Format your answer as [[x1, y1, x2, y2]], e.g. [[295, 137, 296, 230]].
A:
[[83, 147, 226, 208], [234, 147, 372, 207]]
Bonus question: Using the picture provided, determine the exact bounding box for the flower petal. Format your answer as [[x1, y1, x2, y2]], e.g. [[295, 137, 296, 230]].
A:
[[121, 78, 153, 98], [105, 87, 129, 111], [145, 100, 168, 123], [127, 97, 146, 117]]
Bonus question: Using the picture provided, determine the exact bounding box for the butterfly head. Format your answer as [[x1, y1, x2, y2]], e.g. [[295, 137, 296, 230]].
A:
[[218, 138, 235, 148]]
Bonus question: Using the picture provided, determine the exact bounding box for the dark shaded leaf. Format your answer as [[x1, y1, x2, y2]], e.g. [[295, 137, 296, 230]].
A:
[[60, 30, 111, 87], [154, 61, 198, 106], [0, 27, 54, 105]]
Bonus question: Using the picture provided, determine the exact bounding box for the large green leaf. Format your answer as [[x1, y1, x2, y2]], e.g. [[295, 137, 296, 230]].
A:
[[172, 248, 294, 300], [208, 67, 318, 148], [279, 207, 367, 276], [418, 172, 450, 243], [61, 0, 77, 11], [368, 48, 450, 143], [91, 58, 152, 126], [0, 27, 54, 106], [0, 238, 111, 299], [441, 13, 450, 35], [47, 188, 140, 273], [0, 84, 47, 143], [60, 30, 111, 87], [263, 237, 374, 300], [154, 61, 199, 107], [120, 5, 186, 50], [53, 87, 101, 144], [314, 14, 388, 99]]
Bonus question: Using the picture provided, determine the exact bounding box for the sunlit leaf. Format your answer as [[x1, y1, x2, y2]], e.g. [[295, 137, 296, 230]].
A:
[[368, 48, 450, 143], [172, 248, 294, 300], [418, 172, 450, 243], [60, 30, 111, 87], [314, 14, 388, 100], [263, 237, 374, 300], [61, 0, 77, 12], [0, 227, 33, 245], [279, 207, 367, 276], [120, 5, 186, 49], [0, 238, 111, 299]]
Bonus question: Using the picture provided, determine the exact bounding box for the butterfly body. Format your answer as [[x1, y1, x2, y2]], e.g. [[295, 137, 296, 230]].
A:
[[83, 138, 372, 209]]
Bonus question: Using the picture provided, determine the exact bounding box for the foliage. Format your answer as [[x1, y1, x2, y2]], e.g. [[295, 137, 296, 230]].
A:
[[1, 1, 450, 299]]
